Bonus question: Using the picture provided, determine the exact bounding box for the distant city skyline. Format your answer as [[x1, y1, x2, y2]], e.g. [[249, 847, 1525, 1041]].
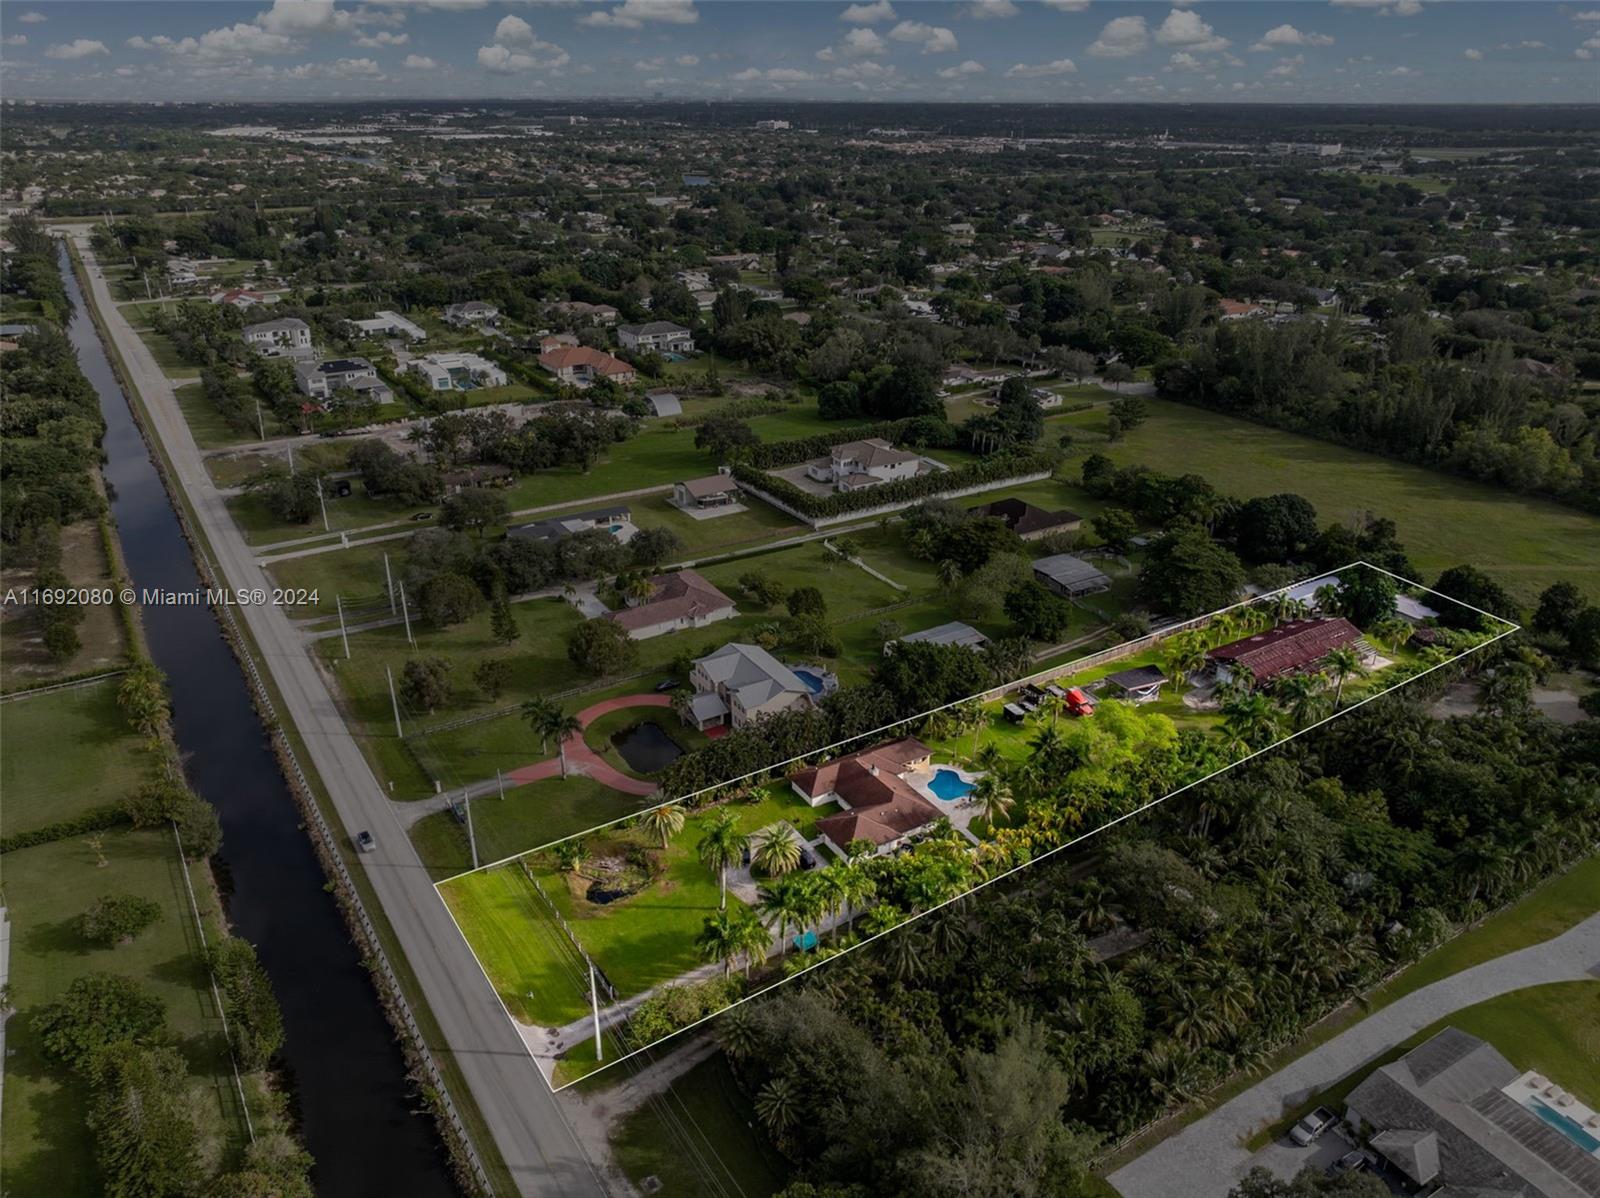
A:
[[1, 1, 1596, 104]]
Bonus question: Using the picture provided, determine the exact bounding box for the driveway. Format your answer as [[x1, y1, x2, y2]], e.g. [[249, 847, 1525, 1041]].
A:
[[1108, 908, 1600, 1198]]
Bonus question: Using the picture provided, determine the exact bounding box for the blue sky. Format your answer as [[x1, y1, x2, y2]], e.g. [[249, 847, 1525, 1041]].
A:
[[1, 1, 1596, 103]]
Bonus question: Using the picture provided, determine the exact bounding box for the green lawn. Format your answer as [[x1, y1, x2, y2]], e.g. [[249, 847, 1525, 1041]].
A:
[[1249, 980, 1600, 1149], [0, 681, 151, 834], [610, 1055, 790, 1198], [1105, 399, 1600, 604], [173, 383, 262, 450], [439, 785, 838, 1027], [134, 326, 200, 379]]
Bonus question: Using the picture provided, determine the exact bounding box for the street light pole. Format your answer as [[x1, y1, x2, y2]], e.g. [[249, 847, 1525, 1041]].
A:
[[337, 595, 350, 659], [590, 965, 603, 1062], [385, 665, 402, 738], [399, 582, 414, 647]]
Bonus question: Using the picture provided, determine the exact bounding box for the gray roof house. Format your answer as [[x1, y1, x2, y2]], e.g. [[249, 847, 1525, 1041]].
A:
[[617, 321, 694, 353], [890, 621, 989, 653], [509, 504, 632, 545], [687, 643, 813, 730], [1345, 1027, 1600, 1198], [1032, 553, 1112, 597]]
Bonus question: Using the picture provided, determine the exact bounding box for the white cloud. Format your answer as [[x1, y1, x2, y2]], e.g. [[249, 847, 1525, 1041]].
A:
[[17, 11, 48, 23], [964, 0, 1018, 19], [1266, 54, 1303, 77], [129, 22, 300, 60], [938, 58, 985, 77], [840, 0, 895, 23], [1005, 57, 1076, 77], [286, 55, 381, 78], [734, 66, 815, 81], [1168, 51, 1203, 70], [1586, 34, 1600, 48], [478, 15, 568, 72], [1250, 24, 1333, 52], [1577, 48, 1594, 59], [889, 20, 957, 53], [1088, 15, 1147, 58], [1155, 9, 1229, 52], [257, 0, 350, 35], [818, 26, 885, 59], [355, 30, 409, 47], [1496, 40, 1546, 50], [1, 34, 25, 46], [1574, 9, 1600, 19], [403, 53, 437, 68], [45, 39, 109, 59], [1386, 64, 1420, 75], [675, 53, 699, 66], [1330, 0, 1422, 14], [831, 58, 895, 80], [1462, 48, 1482, 60], [1040, 0, 1089, 9], [579, 0, 698, 29]]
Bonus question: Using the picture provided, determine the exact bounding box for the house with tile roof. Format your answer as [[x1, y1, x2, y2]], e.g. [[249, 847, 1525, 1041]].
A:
[[804, 438, 925, 492], [969, 496, 1082, 540], [607, 570, 736, 641], [539, 344, 637, 386], [789, 738, 944, 856]]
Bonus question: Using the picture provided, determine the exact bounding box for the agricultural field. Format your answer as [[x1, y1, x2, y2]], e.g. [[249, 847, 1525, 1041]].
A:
[[1101, 399, 1600, 603], [0, 682, 246, 1198]]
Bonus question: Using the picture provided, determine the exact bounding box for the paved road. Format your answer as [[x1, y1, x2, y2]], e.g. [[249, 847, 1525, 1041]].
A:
[[1108, 909, 1600, 1198], [69, 236, 609, 1198]]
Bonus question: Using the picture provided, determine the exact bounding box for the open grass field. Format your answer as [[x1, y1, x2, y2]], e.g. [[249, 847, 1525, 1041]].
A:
[[1104, 399, 1600, 604], [133, 325, 201, 379], [610, 1055, 790, 1198], [0, 518, 129, 692], [0, 680, 150, 833], [0, 684, 246, 1197], [438, 785, 838, 1027], [1250, 980, 1600, 1149], [173, 382, 262, 450]]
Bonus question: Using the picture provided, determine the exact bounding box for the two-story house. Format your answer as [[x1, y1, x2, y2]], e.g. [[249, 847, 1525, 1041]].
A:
[[805, 438, 924, 492], [616, 321, 695, 354], [242, 317, 312, 357]]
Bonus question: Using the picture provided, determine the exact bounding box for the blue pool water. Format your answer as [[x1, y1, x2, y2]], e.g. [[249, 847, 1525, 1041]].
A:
[[1524, 1097, 1600, 1153], [928, 768, 975, 801], [793, 667, 826, 694], [793, 930, 818, 952]]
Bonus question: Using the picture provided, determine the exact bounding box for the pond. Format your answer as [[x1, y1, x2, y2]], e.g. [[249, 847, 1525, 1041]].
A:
[[611, 720, 685, 774]]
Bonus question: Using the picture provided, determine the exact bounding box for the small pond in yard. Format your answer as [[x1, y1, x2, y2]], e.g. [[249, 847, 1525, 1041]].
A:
[[611, 720, 685, 773]]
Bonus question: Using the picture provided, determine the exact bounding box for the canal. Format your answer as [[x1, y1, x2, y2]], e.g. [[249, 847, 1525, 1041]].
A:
[[58, 245, 458, 1197]]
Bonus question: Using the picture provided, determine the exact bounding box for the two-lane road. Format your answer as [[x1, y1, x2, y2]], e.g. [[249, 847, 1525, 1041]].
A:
[[66, 234, 608, 1198]]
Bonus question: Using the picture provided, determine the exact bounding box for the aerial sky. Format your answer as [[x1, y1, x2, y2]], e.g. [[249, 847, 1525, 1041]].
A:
[[1, 0, 1596, 104]]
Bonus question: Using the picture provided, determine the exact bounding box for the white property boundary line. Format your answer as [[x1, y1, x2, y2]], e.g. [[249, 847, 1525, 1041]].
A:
[[431, 562, 1518, 1092]]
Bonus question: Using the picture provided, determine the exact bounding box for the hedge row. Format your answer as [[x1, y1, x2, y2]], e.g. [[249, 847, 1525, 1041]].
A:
[[732, 449, 1059, 520], [739, 418, 921, 470], [1, 804, 128, 854]]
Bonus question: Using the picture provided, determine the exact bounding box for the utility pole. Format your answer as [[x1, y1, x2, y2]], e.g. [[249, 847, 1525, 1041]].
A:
[[385, 665, 402, 738], [254, 397, 265, 442], [316, 477, 329, 533], [287, 443, 295, 476], [464, 791, 478, 870], [496, 768, 505, 801], [383, 551, 396, 615], [590, 965, 603, 1062], [336, 595, 350, 659], [399, 582, 414, 647]]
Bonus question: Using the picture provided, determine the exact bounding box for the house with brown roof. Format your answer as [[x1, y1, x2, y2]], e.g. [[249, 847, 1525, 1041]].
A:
[[790, 738, 944, 856], [673, 472, 740, 510], [605, 569, 736, 641], [1219, 298, 1266, 321], [969, 496, 1082, 540], [1206, 617, 1371, 687], [539, 345, 637, 386]]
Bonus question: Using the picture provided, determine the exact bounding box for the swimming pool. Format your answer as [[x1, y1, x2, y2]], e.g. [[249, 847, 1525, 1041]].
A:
[[1523, 1096, 1600, 1154], [792, 667, 826, 694], [928, 768, 975, 801]]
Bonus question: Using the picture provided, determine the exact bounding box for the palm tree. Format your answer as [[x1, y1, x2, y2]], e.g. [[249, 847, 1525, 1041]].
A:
[[521, 696, 561, 754], [754, 1076, 799, 1139], [622, 573, 656, 607], [757, 878, 805, 957], [697, 810, 747, 910], [971, 774, 1014, 827], [640, 802, 685, 849], [549, 712, 583, 778], [696, 909, 745, 980], [1370, 616, 1411, 655], [937, 558, 964, 589], [1313, 583, 1343, 615], [733, 908, 772, 976], [1324, 645, 1366, 710], [752, 825, 802, 877], [1075, 878, 1113, 934], [1221, 693, 1281, 752], [1273, 671, 1324, 731], [836, 865, 876, 934], [1162, 633, 1207, 693]]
